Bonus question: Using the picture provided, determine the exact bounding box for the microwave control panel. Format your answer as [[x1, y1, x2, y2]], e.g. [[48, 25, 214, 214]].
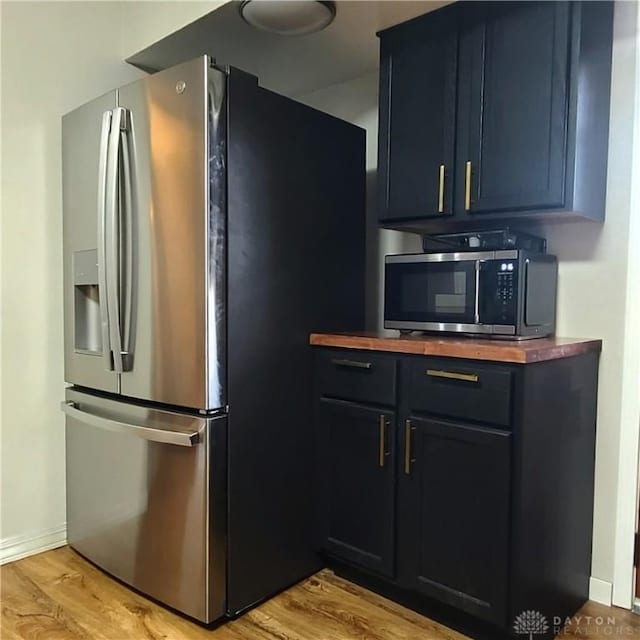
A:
[[481, 260, 518, 325]]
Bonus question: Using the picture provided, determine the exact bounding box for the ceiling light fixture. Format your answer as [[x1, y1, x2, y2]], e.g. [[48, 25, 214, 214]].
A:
[[239, 0, 336, 36]]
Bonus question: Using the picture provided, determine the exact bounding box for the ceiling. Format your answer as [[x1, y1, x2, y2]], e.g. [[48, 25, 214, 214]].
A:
[[127, 0, 452, 97]]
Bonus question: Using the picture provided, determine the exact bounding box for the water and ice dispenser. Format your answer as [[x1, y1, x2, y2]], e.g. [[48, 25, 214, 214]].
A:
[[73, 249, 102, 354]]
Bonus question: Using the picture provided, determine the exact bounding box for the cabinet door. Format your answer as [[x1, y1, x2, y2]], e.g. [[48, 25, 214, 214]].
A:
[[378, 11, 458, 221], [316, 399, 395, 577], [456, 2, 571, 214], [398, 416, 511, 625]]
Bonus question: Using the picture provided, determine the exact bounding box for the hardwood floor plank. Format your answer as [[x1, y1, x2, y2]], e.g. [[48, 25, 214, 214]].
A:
[[295, 572, 467, 640], [1, 560, 92, 640], [2, 547, 640, 640], [5, 548, 224, 640], [13, 552, 139, 640], [314, 571, 468, 639], [555, 600, 640, 639]]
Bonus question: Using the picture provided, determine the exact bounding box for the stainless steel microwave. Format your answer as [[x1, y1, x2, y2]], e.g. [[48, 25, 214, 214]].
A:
[[384, 250, 558, 339]]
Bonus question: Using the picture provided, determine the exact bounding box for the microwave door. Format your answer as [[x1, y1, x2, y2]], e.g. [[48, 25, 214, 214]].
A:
[[384, 254, 479, 329]]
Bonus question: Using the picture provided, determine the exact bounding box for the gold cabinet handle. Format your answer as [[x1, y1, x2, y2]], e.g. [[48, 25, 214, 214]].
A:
[[465, 161, 472, 210], [404, 419, 414, 475], [426, 369, 479, 383], [378, 415, 387, 467], [438, 164, 445, 213], [331, 358, 372, 370]]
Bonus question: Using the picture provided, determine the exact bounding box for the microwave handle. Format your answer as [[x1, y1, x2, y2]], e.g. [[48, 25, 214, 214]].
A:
[[474, 259, 490, 324]]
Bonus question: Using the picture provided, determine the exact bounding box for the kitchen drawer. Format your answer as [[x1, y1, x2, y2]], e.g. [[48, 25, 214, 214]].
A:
[[408, 360, 512, 427], [317, 350, 397, 407]]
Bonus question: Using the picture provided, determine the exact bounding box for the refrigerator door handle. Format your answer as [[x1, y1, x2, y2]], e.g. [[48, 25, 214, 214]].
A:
[[105, 107, 129, 374], [120, 117, 134, 371], [97, 110, 114, 371], [61, 401, 200, 447]]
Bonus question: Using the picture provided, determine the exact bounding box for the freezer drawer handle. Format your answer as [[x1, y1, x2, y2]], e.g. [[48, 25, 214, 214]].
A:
[[61, 401, 200, 447]]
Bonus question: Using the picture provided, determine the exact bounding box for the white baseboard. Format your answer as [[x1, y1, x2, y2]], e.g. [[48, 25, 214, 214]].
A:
[[0, 524, 67, 565], [590, 576, 614, 606]]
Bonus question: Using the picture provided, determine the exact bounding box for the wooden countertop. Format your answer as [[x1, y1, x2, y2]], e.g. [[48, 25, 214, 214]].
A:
[[309, 332, 602, 364]]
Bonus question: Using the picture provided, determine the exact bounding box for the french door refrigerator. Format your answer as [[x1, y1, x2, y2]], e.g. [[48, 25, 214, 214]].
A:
[[61, 56, 365, 623]]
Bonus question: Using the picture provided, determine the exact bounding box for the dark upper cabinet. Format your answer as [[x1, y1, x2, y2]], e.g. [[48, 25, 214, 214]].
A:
[[316, 398, 396, 577], [378, 10, 458, 220], [378, 1, 614, 231], [456, 2, 569, 214], [397, 416, 511, 626]]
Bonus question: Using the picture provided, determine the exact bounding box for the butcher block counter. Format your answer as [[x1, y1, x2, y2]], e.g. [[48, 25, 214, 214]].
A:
[[309, 332, 601, 364]]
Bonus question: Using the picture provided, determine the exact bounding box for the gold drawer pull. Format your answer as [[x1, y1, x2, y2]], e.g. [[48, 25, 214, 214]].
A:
[[426, 369, 479, 383], [378, 415, 388, 468], [465, 160, 472, 211], [438, 164, 445, 213], [404, 419, 414, 475], [331, 358, 372, 370]]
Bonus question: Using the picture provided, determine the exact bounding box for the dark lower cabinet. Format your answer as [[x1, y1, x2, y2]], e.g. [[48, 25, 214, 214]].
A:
[[398, 417, 511, 626], [314, 347, 600, 639], [316, 398, 395, 577]]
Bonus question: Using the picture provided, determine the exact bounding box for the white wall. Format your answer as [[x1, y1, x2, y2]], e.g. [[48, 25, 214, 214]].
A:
[[0, 1, 142, 562], [612, 3, 640, 602], [0, 0, 224, 563], [121, 1, 227, 60], [300, 0, 640, 600], [535, 0, 639, 598], [0, 2, 4, 553]]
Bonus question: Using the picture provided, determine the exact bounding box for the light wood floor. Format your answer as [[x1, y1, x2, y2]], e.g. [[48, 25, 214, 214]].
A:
[[1, 546, 639, 640]]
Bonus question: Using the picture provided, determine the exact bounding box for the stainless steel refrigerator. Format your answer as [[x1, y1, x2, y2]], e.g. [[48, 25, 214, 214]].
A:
[[61, 56, 364, 623]]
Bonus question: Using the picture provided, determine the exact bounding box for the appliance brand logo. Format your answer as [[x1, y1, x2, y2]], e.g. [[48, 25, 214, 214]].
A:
[[175, 80, 186, 95], [513, 610, 549, 639]]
